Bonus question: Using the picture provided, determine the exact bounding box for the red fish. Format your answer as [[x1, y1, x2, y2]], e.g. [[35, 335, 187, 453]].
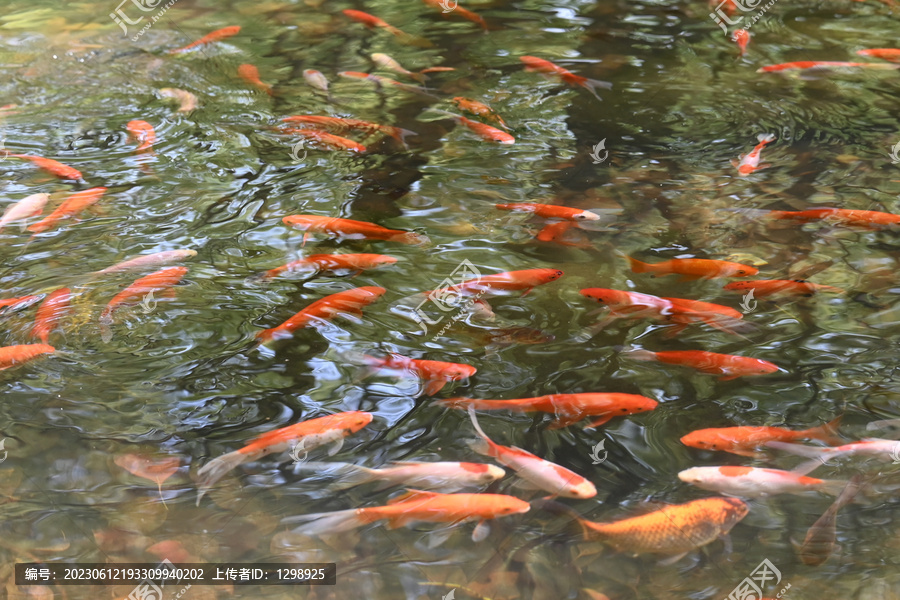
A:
[[856, 48, 900, 62], [496, 202, 599, 221], [237, 64, 273, 95], [723, 280, 844, 298], [260, 253, 398, 280], [622, 349, 780, 380], [436, 111, 514, 144], [452, 98, 508, 129], [662, 297, 746, 336], [438, 393, 658, 429], [757, 61, 900, 73], [256, 286, 386, 345], [31, 288, 71, 344], [7, 154, 82, 181], [282, 215, 429, 246], [732, 133, 776, 176], [680, 418, 843, 458], [27, 187, 106, 234], [733, 29, 750, 56], [0, 343, 55, 370], [520, 56, 612, 100], [99, 266, 188, 339], [126, 120, 156, 153], [361, 354, 477, 395], [341, 9, 433, 47], [767, 208, 900, 229], [422, 0, 488, 30], [169, 25, 241, 54], [196, 411, 374, 502], [427, 268, 563, 299], [281, 129, 366, 153], [627, 256, 758, 280], [281, 115, 415, 146]]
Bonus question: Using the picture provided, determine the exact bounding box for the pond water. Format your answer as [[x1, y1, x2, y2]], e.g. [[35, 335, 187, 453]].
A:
[[2, 0, 900, 598]]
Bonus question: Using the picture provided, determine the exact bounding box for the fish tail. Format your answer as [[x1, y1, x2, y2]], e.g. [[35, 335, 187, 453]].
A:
[[579, 77, 613, 101], [390, 231, 431, 246], [324, 464, 380, 491], [195, 450, 248, 505], [99, 312, 114, 343], [619, 347, 657, 362], [767, 441, 833, 460], [626, 256, 653, 274], [390, 127, 418, 148], [817, 479, 853, 498], [805, 416, 844, 446], [466, 405, 494, 456], [434, 396, 476, 409], [284, 508, 366, 535]]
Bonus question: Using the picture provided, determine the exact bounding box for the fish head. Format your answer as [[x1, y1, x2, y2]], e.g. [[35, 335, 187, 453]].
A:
[[676, 467, 708, 486], [752, 359, 781, 376], [373, 255, 399, 267], [491, 495, 531, 516], [732, 265, 759, 277], [338, 411, 375, 434], [576, 210, 602, 221], [461, 462, 506, 483], [680, 430, 725, 451], [622, 395, 659, 414], [447, 364, 478, 380], [566, 480, 598, 499]]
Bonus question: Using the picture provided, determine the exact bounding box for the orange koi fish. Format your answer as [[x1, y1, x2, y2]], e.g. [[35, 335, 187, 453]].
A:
[[281, 115, 416, 146], [758, 60, 900, 72], [496, 202, 599, 221], [361, 353, 477, 395], [99, 266, 188, 337], [0, 343, 55, 370], [196, 411, 373, 502], [422, 0, 488, 30], [577, 497, 749, 556], [520, 56, 612, 100], [856, 48, 900, 62], [93, 249, 197, 276], [282, 129, 366, 153], [7, 154, 82, 181], [298, 460, 506, 492], [627, 256, 758, 280], [767, 207, 900, 229], [467, 407, 596, 498], [723, 279, 844, 298], [0, 192, 49, 231], [426, 268, 563, 302], [732, 133, 776, 176], [439, 393, 657, 429], [680, 418, 843, 458], [27, 187, 106, 234], [536, 221, 592, 247], [0, 295, 42, 314], [256, 286, 386, 345], [341, 9, 433, 47], [282, 215, 429, 246], [284, 489, 529, 540], [169, 25, 241, 54], [733, 29, 750, 56], [434, 110, 514, 144], [237, 64, 273, 95], [622, 349, 780, 380], [452, 97, 508, 129], [260, 253, 398, 281], [31, 288, 71, 344], [126, 120, 156, 153], [678, 465, 845, 498]]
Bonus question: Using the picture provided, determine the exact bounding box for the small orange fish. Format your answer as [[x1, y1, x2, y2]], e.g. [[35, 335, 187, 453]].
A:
[[452, 97, 508, 129], [680, 418, 843, 458], [260, 253, 398, 280], [627, 255, 758, 280], [535, 221, 587, 247], [196, 411, 374, 501], [467, 407, 596, 498], [426, 268, 563, 299], [662, 297, 747, 336], [622, 349, 780, 380], [281, 115, 416, 146], [282, 215, 429, 246], [281, 129, 366, 153], [733, 29, 750, 56], [256, 286, 386, 345], [361, 353, 477, 395], [99, 266, 189, 336], [285, 489, 530, 539], [757, 60, 899, 73], [0, 343, 55, 370], [341, 9, 433, 47], [27, 187, 106, 234], [422, 0, 488, 30], [732, 133, 776, 176], [126, 120, 156, 153], [723, 280, 844, 298], [169, 25, 241, 54], [520, 56, 612, 100], [237, 64, 273, 95], [436, 111, 514, 144], [767, 207, 900, 229], [856, 48, 900, 62], [496, 202, 599, 221], [31, 288, 71, 344], [577, 497, 749, 556], [7, 154, 82, 181], [678, 465, 845, 498], [439, 393, 658, 429]]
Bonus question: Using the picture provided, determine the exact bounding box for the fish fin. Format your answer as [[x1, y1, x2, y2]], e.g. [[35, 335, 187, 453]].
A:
[[806, 416, 844, 446], [584, 415, 613, 430], [661, 323, 687, 339], [386, 489, 439, 505], [573, 315, 618, 342], [390, 231, 430, 246], [425, 526, 456, 548], [818, 479, 853, 498], [471, 520, 491, 542], [423, 380, 447, 396], [767, 441, 832, 459], [285, 509, 365, 535], [548, 415, 583, 429], [302, 232, 308, 247], [326, 437, 345, 456], [520, 287, 533, 297], [620, 348, 657, 362], [791, 457, 829, 476], [466, 437, 491, 456], [730, 158, 740, 167], [322, 464, 379, 491], [195, 450, 248, 505], [656, 552, 689, 567], [756, 162, 772, 170], [717, 374, 742, 381]]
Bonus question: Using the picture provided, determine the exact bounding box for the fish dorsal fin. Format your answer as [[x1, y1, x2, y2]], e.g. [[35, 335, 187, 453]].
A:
[[386, 489, 440, 505]]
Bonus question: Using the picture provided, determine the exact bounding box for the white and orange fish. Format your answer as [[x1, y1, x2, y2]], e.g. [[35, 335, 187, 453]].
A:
[[0, 193, 49, 232], [678, 465, 845, 498], [360, 353, 476, 395], [296, 460, 505, 492], [732, 133, 776, 176]]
